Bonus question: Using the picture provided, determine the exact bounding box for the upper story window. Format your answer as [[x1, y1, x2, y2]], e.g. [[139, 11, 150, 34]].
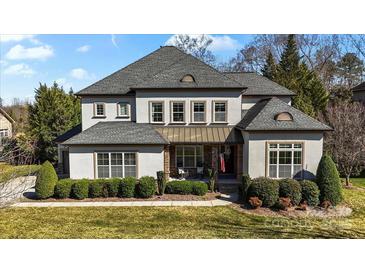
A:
[[150, 102, 164, 123], [94, 103, 105, 117], [180, 74, 195, 83], [171, 101, 185, 123], [213, 101, 227, 123], [0, 129, 9, 138], [191, 101, 206, 123], [117, 102, 130, 117]]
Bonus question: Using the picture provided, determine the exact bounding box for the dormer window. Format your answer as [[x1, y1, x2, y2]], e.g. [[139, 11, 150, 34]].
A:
[[275, 112, 293, 121], [94, 103, 106, 117], [180, 74, 195, 83]]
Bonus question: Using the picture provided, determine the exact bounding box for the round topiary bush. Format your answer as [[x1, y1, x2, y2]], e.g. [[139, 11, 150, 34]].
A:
[[71, 179, 89, 200], [54, 179, 73, 199], [119, 177, 137, 198], [278, 178, 302, 206], [105, 178, 121, 197], [137, 176, 156, 198], [88, 180, 103, 198], [316, 154, 343, 206], [247, 177, 279, 207], [300, 180, 320, 207], [165, 181, 193, 195], [35, 161, 58, 199], [191, 182, 208, 196]]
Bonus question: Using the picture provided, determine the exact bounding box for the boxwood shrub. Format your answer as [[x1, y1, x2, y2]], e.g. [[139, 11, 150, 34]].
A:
[[35, 161, 58, 199], [119, 177, 137, 198], [300, 180, 320, 206], [278, 178, 302, 206], [54, 179, 73, 199], [247, 177, 279, 207], [71, 179, 89, 200], [105, 178, 121, 197], [191, 182, 208, 196], [137, 176, 156, 198], [165, 181, 193, 195], [88, 180, 104, 198]]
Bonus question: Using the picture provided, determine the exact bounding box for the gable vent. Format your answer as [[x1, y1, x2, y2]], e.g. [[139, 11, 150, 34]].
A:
[[180, 74, 195, 83], [274, 112, 293, 121]]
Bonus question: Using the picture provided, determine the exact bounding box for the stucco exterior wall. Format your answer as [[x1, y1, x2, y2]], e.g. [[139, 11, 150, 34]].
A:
[[68, 145, 164, 179], [135, 90, 242, 125], [81, 96, 136, 130], [242, 96, 291, 110], [0, 112, 13, 136], [243, 131, 323, 179]]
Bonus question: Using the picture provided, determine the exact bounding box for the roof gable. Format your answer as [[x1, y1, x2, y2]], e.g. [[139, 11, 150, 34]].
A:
[[353, 82, 365, 92], [236, 97, 332, 131], [0, 108, 15, 124]]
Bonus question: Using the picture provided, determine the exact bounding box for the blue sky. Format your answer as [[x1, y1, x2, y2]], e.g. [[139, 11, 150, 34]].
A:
[[0, 34, 252, 105]]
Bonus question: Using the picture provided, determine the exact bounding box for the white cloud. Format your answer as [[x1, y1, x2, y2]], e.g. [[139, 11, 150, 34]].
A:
[[0, 34, 35, 43], [111, 34, 118, 48], [3, 63, 35, 76], [0, 60, 8, 66], [55, 78, 73, 90], [5, 44, 54, 60], [70, 68, 89, 80], [76, 45, 91, 53], [166, 34, 240, 52]]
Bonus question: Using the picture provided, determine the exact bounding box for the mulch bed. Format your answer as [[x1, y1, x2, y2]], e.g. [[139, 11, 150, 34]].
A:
[[21, 192, 221, 203]]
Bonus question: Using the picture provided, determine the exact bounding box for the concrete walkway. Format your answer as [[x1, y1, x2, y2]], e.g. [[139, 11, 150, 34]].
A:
[[13, 198, 233, 208]]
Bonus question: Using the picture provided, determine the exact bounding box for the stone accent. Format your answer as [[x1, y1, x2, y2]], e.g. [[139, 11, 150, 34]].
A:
[[163, 145, 170, 180]]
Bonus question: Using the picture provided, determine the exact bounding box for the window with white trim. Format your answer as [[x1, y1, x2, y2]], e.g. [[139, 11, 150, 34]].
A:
[[94, 103, 105, 117], [96, 152, 137, 178], [268, 143, 303, 179], [176, 146, 203, 168], [0, 129, 9, 145], [118, 102, 130, 117], [213, 101, 227, 122], [171, 102, 185, 123], [150, 102, 164, 123], [192, 102, 206, 123]]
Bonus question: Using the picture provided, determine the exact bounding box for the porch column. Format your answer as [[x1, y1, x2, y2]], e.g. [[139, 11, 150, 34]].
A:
[[236, 144, 243, 180], [163, 145, 170, 181]]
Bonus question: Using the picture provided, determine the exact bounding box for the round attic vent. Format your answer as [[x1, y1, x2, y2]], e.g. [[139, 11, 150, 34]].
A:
[[180, 74, 195, 83], [274, 112, 293, 121]]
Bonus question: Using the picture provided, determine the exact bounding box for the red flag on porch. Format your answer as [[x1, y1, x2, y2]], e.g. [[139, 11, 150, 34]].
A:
[[220, 153, 225, 173]]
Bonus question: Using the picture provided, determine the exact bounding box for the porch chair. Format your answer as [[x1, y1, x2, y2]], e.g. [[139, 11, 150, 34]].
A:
[[196, 167, 204, 179], [178, 168, 189, 179]]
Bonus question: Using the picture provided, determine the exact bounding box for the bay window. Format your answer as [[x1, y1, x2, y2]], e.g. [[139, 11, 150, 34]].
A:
[[268, 143, 303, 179], [96, 152, 137, 178], [176, 146, 203, 168]]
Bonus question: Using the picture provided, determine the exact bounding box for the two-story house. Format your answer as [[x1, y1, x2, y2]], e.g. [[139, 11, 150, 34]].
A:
[[0, 107, 14, 151], [352, 81, 365, 103], [56, 46, 331, 181]]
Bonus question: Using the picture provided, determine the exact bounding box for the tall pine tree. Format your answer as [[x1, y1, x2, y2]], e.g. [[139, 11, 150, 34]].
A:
[[28, 82, 81, 163], [261, 50, 277, 80]]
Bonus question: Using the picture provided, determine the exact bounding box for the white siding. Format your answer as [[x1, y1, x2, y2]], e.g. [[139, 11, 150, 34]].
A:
[[69, 145, 164, 179], [81, 96, 136, 130], [243, 131, 323, 180], [242, 96, 291, 110], [135, 90, 242, 125]]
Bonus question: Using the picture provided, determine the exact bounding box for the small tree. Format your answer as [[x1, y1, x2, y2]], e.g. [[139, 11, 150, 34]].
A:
[[318, 101, 365, 186], [35, 161, 58, 199], [316, 154, 343, 206]]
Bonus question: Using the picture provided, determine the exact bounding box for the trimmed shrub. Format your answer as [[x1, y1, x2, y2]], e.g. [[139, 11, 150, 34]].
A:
[[300, 180, 320, 207], [156, 171, 167, 195], [54, 179, 73, 199], [119, 177, 137, 198], [165, 181, 193, 195], [137, 176, 156, 198], [191, 182, 208, 196], [247, 177, 279, 207], [276, 197, 291, 210], [88, 180, 104, 198], [105, 178, 121, 197], [248, 197, 262, 209], [278, 178, 302, 206], [71, 179, 89, 200], [241, 174, 252, 202], [316, 154, 343, 206], [35, 161, 58, 199]]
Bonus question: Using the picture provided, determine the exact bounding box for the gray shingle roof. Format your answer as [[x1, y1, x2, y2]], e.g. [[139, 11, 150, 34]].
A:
[[224, 72, 296, 96], [54, 124, 82, 143], [353, 82, 365, 92], [62, 122, 169, 145], [77, 46, 243, 95], [236, 97, 332, 131]]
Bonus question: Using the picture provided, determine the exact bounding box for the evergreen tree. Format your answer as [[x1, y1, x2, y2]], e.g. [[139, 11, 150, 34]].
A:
[[28, 82, 81, 163], [261, 51, 277, 80]]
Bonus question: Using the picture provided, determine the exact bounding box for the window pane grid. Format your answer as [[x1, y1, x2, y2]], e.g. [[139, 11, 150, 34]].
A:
[[214, 102, 227, 122], [96, 104, 105, 116], [193, 103, 205, 122], [119, 103, 129, 116], [176, 146, 203, 168], [151, 103, 163, 122], [97, 152, 136, 179]]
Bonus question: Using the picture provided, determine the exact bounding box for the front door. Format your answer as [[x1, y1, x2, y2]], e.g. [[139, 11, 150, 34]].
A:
[[218, 145, 235, 175]]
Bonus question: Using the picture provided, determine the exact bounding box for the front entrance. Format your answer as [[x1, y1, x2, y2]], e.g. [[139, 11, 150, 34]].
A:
[[218, 145, 235, 176]]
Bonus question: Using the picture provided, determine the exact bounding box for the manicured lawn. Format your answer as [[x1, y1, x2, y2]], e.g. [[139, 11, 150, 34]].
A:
[[0, 180, 365, 239], [351, 178, 365, 188]]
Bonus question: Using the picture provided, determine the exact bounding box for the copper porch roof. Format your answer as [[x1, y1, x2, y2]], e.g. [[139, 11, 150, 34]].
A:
[[154, 126, 244, 144]]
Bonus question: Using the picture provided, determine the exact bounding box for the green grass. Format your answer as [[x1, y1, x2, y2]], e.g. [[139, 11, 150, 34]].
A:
[[350, 178, 365, 188], [0, 179, 364, 239]]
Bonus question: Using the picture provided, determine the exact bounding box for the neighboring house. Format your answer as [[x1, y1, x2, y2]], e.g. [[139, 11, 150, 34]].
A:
[[0, 107, 14, 151], [352, 82, 365, 103], [56, 46, 331, 181]]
